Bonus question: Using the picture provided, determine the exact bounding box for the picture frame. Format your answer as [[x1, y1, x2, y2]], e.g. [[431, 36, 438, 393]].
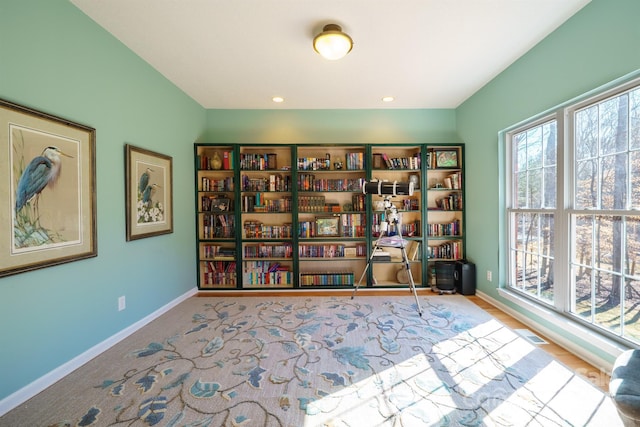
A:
[[0, 98, 97, 277], [125, 144, 173, 241], [434, 149, 459, 169], [316, 216, 340, 237], [210, 198, 230, 212], [344, 247, 357, 258]]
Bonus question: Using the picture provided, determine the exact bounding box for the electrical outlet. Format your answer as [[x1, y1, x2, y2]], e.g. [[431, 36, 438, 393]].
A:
[[486, 270, 492, 282], [118, 296, 126, 311]]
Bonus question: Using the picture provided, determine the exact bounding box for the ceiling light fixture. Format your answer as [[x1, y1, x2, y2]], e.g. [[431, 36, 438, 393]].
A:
[[382, 96, 395, 103], [272, 96, 284, 103], [313, 24, 353, 60]]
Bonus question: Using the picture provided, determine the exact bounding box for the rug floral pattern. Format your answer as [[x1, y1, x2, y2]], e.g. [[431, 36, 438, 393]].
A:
[[6, 296, 617, 426]]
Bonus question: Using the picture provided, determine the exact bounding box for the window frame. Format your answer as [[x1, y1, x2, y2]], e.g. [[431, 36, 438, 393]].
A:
[[503, 73, 640, 348], [505, 115, 563, 310]]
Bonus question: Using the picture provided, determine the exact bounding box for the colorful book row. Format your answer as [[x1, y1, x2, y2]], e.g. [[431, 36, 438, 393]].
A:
[[242, 174, 291, 192], [243, 261, 292, 286], [241, 195, 292, 213], [201, 176, 234, 192], [202, 272, 237, 286], [243, 243, 293, 259], [371, 218, 421, 237], [299, 272, 355, 286], [374, 152, 421, 170], [427, 220, 461, 237], [243, 221, 293, 239], [202, 245, 235, 259], [202, 261, 237, 286], [427, 241, 462, 260], [298, 243, 366, 258], [240, 153, 278, 170], [202, 214, 235, 238], [297, 176, 365, 192], [297, 156, 332, 171], [435, 193, 463, 211]]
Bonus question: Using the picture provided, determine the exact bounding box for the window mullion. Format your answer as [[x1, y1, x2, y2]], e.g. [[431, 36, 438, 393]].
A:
[[555, 112, 568, 312]]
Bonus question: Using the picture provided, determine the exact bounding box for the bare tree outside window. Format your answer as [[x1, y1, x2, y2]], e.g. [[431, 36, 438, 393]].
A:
[[570, 89, 640, 343], [509, 121, 556, 304], [508, 78, 640, 346]]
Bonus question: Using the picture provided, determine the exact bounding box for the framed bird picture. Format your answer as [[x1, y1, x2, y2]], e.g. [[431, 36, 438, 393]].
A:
[[125, 144, 173, 241], [0, 98, 97, 277]]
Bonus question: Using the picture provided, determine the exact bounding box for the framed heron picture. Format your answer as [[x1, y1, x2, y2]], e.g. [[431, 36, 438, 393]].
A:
[[125, 144, 173, 241], [0, 98, 97, 278]]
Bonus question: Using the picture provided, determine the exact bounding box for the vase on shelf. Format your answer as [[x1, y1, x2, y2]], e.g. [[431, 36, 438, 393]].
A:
[[211, 152, 222, 170]]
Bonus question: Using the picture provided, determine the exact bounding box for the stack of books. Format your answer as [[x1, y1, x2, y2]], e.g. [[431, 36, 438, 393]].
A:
[[372, 249, 391, 262]]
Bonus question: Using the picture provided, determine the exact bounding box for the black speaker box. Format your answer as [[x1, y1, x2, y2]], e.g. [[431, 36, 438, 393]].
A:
[[454, 260, 476, 295]]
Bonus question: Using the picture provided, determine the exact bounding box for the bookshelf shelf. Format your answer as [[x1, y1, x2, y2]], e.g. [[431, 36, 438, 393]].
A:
[[194, 143, 464, 290], [425, 145, 465, 285]]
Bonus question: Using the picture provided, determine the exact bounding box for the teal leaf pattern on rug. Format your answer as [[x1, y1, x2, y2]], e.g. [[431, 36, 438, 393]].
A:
[[346, 321, 358, 332], [333, 346, 370, 369], [134, 342, 163, 357], [190, 379, 220, 398], [185, 323, 207, 334], [320, 372, 346, 386], [376, 318, 395, 332], [28, 296, 616, 427], [202, 336, 224, 356], [110, 383, 124, 396], [162, 372, 189, 390], [379, 335, 400, 353], [232, 415, 250, 426], [77, 406, 99, 426], [96, 379, 114, 389], [165, 411, 184, 427], [247, 366, 266, 388], [135, 374, 157, 393], [138, 396, 167, 425]]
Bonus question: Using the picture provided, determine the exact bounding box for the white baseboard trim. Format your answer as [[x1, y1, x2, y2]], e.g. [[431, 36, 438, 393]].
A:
[[0, 287, 198, 417], [477, 288, 629, 374]]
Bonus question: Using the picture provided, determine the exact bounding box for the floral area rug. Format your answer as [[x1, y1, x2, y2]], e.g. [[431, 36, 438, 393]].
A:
[[0, 295, 619, 426]]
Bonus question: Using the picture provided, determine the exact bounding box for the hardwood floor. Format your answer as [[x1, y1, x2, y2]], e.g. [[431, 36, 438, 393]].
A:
[[197, 290, 611, 392], [468, 295, 611, 392]]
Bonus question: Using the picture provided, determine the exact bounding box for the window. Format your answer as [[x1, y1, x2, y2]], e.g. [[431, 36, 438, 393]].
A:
[[508, 120, 557, 304], [507, 78, 640, 346]]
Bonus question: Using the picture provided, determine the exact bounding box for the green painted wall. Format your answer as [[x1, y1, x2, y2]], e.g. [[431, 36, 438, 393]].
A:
[[203, 109, 459, 144], [457, 0, 640, 361], [0, 0, 205, 400]]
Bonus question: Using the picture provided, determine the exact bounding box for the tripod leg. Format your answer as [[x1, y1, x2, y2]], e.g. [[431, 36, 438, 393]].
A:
[[400, 244, 423, 316], [351, 264, 369, 299], [352, 230, 386, 299]]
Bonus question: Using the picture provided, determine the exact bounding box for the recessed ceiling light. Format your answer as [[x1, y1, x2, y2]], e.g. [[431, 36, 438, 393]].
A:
[[272, 96, 284, 103], [382, 96, 395, 103]]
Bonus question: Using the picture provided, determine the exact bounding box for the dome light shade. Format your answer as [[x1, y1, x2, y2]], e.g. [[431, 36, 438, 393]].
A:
[[313, 24, 353, 60]]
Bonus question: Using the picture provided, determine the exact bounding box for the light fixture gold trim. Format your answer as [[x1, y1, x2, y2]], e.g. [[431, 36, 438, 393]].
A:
[[313, 24, 353, 60]]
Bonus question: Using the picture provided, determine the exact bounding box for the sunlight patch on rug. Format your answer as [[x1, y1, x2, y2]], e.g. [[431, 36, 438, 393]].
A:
[[303, 352, 457, 426]]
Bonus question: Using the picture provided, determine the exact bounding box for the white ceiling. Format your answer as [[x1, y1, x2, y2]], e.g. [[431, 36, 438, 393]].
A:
[[71, 0, 590, 110]]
